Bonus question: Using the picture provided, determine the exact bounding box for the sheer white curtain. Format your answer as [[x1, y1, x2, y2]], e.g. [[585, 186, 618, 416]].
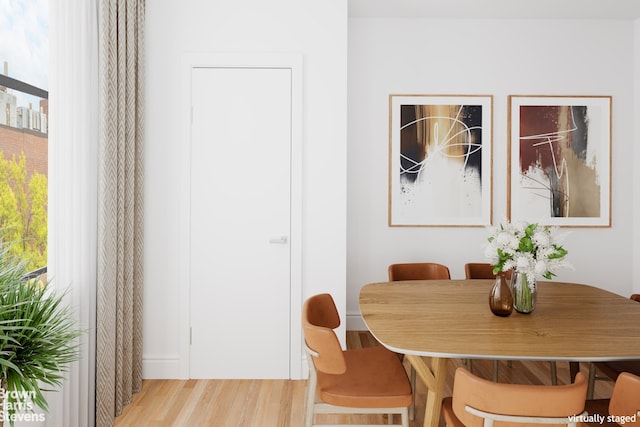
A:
[[48, 1, 99, 427]]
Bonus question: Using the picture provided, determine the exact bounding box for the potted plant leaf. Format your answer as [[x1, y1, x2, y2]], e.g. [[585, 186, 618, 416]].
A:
[[0, 240, 82, 426]]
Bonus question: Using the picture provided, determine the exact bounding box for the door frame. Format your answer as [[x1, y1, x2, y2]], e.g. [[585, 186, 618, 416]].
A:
[[178, 52, 303, 379]]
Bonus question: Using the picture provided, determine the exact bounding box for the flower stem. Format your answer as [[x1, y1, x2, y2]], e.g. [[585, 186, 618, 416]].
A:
[[514, 272, 534, 313]]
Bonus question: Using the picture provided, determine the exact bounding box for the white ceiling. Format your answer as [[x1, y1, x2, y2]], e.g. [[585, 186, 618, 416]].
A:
[[348, 0, 640, 20]]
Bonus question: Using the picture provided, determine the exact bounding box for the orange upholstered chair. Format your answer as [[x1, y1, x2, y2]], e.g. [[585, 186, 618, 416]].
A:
[[464, 262, 512, 281], [587, 294, 640, 399], [388, 262, 450, 281], [302, 293, 412, 427], [442, 367, 588, 427], [584, 372, 640, 427]]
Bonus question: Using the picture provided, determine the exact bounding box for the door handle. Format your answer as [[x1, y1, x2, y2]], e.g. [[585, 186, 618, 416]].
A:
[[269, 236, 288, 244]]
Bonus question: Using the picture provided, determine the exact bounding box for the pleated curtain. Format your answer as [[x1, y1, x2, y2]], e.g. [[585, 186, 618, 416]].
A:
[[96, 1, 145, 425]]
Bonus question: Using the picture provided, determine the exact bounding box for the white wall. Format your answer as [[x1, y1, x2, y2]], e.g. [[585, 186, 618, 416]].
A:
[[634, 19, 640, 296], [142, 4, 639, 377], [143, 1, 347, 378], [347, 18, 638, 327]]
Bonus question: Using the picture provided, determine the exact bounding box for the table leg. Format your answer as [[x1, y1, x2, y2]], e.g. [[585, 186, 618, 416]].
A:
[[405, 355, 448, 427], [569, 361, 580, 382]]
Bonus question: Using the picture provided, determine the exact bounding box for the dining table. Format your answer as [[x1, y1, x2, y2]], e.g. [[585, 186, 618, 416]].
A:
[[359, 279, 640, 427]]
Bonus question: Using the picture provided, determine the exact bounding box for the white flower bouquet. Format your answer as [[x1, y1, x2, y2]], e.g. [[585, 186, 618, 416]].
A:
[[484, 220, 570, 286]]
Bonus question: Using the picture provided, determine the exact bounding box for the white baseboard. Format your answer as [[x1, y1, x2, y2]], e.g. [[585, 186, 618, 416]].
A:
[[143, 356, 187, 379], [346, 312, 367, 330]]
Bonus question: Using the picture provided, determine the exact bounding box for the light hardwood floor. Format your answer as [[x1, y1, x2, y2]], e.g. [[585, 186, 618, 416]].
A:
[[115, 331, 613, 426]]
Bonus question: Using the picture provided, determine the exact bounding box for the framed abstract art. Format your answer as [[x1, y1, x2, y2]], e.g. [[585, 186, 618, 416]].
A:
[[508, 95, 611, 227], [388, 94, 493, 227]]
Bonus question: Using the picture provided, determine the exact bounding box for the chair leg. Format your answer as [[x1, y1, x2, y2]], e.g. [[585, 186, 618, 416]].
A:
[[587, 362, 596, 399], [550, 361, 558, 385], [401, 406, 410, 427], [304, 368, 317, 427], [492, 360, 499, 382]]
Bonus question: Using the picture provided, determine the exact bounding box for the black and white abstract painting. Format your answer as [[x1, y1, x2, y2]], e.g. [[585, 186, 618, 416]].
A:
[[389, 95, 493, 226]]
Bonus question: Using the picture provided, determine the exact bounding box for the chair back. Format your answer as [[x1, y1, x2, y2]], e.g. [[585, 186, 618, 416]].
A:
[[465, 263, 512, 280], [388, 262, 450, 281], [302, 293, 346, 375], [451, 367, 587, 427], [609, 372, 640, 427]]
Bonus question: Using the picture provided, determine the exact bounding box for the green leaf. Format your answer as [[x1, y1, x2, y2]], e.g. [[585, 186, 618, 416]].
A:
[[519, 236, 534, 253], [525, 223, 537, 236]]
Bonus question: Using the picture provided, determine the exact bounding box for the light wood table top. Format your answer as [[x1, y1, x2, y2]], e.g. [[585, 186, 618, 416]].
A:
[[359, 280, 640, 427]]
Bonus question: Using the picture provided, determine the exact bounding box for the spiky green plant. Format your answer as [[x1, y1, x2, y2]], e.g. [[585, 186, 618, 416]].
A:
[[0, 241, 82, 425]]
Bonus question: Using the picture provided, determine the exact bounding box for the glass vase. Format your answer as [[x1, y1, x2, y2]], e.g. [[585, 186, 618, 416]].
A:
[[511, 270, 536, 314], [489, 273, 513, 317]]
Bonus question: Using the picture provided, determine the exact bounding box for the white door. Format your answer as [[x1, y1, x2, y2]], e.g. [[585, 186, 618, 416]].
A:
[[190, 66, 292, 379]]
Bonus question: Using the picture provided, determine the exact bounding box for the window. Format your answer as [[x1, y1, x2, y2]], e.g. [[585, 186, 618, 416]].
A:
[[0, 0, 48, 274]]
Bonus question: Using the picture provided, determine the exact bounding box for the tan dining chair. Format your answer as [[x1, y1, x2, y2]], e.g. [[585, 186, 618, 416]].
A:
[[587, 293, 640, 399], [302, 293, 412, 427], [388, 262, 451, 281], [464, 262, 512, 281], [464, 262, 558, 385], [442, 367, 588, 427], [584, 372, 640, 427], [388, 262, 451, 418]]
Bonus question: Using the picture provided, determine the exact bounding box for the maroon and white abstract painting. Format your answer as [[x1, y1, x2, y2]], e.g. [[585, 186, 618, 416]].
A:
[[508, 96, 611, 227]]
